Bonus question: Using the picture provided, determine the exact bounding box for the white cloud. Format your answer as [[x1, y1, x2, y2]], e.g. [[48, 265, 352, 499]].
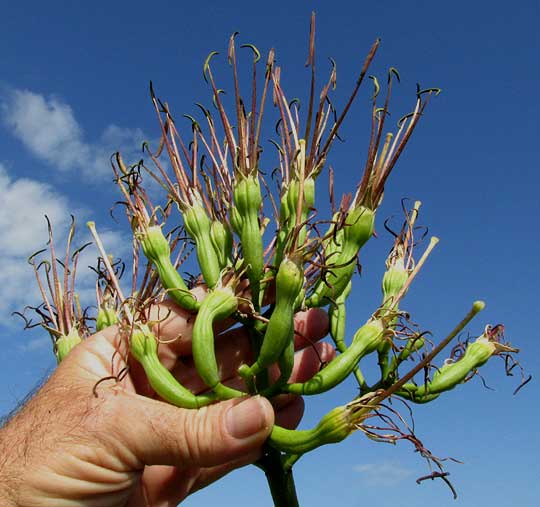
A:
[[1, 88, 145, 180], [0, 164, 128, 339], [0, 164, 70, 256], [352, 461, 414, 487], [0, 163, 71, 321]]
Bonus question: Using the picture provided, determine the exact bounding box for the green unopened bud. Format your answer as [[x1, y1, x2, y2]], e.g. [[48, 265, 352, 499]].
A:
[[343, 206, 375, 248], [138, 225, 197, 311], [210, 220, 233, 269], [55, 327, 82, 362], [276, 257, 304, 300], [382, 256, 409, 300], [233, 174, 262, 218], [183, 201, 212, 239], [270, 405, 352, 454], [130, 324, 217, 409], [270, 391, 381, 454], [307, 206, 375, 307], [230, 205, 243, 234], [130, 324, 156, 363], [139, 225, 171, 262], [303, 176, 315, 209], [352, 317, 385, 353], [96, 306, 118, 332], [182, 198, 221, 289], [231, 175, 264, 307]]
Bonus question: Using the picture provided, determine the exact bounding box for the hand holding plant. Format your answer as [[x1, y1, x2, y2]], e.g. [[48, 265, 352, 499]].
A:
[[0, 297, 329, 506]]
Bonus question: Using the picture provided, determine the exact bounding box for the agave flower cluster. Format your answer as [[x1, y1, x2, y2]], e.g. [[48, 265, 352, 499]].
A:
[[22, 16, 525, 507]]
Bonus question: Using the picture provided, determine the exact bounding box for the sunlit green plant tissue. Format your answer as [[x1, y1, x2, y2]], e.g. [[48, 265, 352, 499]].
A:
[[22, 14, 527, 507]]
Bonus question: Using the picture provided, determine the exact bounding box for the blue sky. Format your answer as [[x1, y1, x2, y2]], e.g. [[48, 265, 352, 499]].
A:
[[0, 1, 539, 506]]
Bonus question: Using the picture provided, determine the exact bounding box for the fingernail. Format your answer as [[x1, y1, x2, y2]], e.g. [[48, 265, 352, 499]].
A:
[[226, 396, 269, 440]]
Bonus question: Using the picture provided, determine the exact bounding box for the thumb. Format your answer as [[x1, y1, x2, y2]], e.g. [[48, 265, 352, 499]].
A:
[[109, 391, 274, 468]]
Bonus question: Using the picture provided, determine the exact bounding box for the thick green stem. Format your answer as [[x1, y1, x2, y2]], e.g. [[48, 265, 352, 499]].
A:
[[259, 448, 300, 507], [248, 318, 299, 506]]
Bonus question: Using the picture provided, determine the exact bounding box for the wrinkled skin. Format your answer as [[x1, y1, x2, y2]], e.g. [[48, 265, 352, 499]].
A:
[[0, 299, 330, 507]]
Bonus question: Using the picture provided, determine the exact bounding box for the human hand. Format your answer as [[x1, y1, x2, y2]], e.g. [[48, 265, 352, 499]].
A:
[[0, 299, 330, 506]]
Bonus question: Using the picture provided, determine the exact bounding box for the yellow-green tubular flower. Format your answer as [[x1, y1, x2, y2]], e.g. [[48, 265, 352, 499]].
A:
[[130, 324, 216, 409], [269, 392, 379, 454], [182, 196, 222, 289], [231, 175, 264, 308], [402, 332, 519, 399], [307, 206, 375, 307], [286, 318, 385, 395], [239, 257, 304, 379], [55, 327, 82, 363], [210, 220, 233, 269], [270, 405, 352, 454], [139, 224, 170, 260], [192, 286, 246, 400], [138, 225, 198, 311]]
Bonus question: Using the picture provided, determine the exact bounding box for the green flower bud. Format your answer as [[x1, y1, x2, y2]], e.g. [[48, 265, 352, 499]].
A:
[[307, 206, 375, 307], [182, 199, 221, 289], [130, 324, 216, 409], [231, 175, 264, 307], [130, 325, 156, 363], [270, 405, 353, 454], [233, 175, 262, 218], [410, 333, 519, 398], [139, 225, 171, 262], [137, 225, 197, 311], [55, 327, 82, 363], [382, 257, 409, 300], [210, 220, 233, 269], [96, 306, 118, 332]]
